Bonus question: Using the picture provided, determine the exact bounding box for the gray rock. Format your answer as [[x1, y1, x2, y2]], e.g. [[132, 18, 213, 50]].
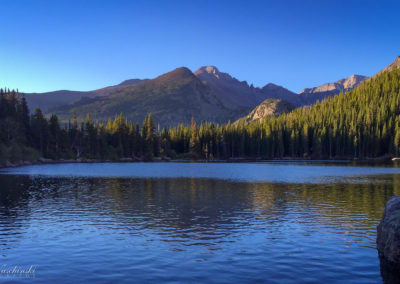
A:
[[377, 196, 400, 264], [300, 74, 367, 95], [379, 254, 400, 284]]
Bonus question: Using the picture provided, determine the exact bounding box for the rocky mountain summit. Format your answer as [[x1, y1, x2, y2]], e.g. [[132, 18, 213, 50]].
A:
[[299, 74, 367, 105], [373, 56, 400, 77], [194, 66, 299, 108], [300, 74, 367, 95]]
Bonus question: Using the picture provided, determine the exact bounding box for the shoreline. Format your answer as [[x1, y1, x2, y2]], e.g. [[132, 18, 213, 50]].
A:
[[0, 155, 396, 169]]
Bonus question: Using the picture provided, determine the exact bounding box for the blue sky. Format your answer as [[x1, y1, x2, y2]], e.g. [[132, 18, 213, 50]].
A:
[[1, 0, 400, 93]]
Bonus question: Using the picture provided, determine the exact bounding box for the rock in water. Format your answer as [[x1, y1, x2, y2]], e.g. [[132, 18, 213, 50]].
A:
[[377, 196, 400, 283], [377, 196, 400, 263], [379, 255, 400, 284]]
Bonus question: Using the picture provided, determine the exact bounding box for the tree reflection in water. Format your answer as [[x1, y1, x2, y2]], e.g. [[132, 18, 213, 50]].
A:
[[1, 174, 400, 282]]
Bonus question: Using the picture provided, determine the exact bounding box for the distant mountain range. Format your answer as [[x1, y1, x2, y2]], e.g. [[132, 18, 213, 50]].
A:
[[42, 66, 303, 126], [237, 74, 368, 123], [23, 64, 370, 126], [236, 58, 400, 123]]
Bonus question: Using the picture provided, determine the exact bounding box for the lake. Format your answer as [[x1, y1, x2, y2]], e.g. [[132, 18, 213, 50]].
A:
[[0, 162, 399, 283]]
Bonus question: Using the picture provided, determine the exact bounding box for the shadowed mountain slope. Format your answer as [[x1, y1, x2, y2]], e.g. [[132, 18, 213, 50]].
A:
[[52, 67, 238, 126], [24, 79, 147, 111], [194, 66, 301, 108], [50, 67, 301, 126]]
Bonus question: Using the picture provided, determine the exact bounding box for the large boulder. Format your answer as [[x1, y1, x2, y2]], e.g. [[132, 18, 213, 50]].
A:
[[377, 196, 400, 283], [377, 196, 400, 263], [379, 255, 400, 284]]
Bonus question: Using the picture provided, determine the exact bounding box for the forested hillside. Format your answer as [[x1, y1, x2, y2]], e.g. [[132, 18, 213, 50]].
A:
[[240, 67, 400, 158], [1, 65, 400, 164]]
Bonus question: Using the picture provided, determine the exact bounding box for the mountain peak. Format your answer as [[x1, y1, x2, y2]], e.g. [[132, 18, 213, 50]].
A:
[[373, 56, 400, 77], [171, 67, 194, 76], [262, 83, 280, 89], [348, 74, 364, 79], [337, 74, 367, 89], [194, 65, 242, 86], [194, 66, 221, 77], [300, 74, 367, 95], [153, 67, 196, 83], [204, 66, 220, 73], [389, 56, 400, 68]]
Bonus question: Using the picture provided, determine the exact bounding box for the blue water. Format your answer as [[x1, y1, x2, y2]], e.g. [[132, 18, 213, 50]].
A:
[[2, 162, 400, 183], [0, 162, 398, 283]]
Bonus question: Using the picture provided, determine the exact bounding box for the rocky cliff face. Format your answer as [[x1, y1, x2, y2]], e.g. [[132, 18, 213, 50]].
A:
[[194, 66, 300, 109], [194, 65, 257, 108], [300, 74, 367, 95], [299, 74, 367, 105], [235, 99, 295, 124]]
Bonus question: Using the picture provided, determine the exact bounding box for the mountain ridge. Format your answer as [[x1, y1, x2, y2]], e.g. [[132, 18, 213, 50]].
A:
[[373, 56, 400, 77], [51, 67, 236, 126], [24, 78, 147, 111], [299, 74, 367, 105], [48, 66, 302, 126], [24, 62, 383, 127], [194, 65, 301, 108], [300, 74, 367, 95]]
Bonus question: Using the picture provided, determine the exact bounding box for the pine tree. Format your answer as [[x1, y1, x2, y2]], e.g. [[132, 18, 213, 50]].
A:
[[189, 117, 200, 156]]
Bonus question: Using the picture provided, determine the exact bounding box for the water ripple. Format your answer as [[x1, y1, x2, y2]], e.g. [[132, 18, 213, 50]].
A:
[[0, 168, 397, 282]]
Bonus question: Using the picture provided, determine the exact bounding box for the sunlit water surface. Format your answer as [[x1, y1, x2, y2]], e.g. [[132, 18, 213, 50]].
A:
[[1, 162, 400, 283]]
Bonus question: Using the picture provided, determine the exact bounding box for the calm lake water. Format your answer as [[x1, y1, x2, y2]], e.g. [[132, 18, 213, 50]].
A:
[[0, 162, 400, 283]]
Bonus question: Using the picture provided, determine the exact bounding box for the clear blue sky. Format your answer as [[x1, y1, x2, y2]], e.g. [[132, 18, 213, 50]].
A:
[[1, 0, 400, 93]]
